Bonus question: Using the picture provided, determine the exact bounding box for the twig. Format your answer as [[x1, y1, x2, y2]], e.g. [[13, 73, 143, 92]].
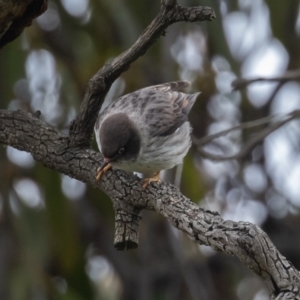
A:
[[196, 110, 300, 161], [196, 114, 282, 146], [232, 70, 300, 91]]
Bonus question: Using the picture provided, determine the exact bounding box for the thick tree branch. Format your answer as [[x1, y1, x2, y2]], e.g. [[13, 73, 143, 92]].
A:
[[1, 1, 300, 298], [68, 4, 216, 147], [67, 2, 215, 249], [0, 109, 300, 298]]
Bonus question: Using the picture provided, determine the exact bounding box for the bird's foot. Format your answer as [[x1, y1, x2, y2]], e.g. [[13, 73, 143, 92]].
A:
[[142, 171, 161, 189], [96, 163, 112, 181]]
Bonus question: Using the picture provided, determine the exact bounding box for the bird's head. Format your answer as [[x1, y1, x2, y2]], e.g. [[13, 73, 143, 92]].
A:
[[98, 113, 141, 170]]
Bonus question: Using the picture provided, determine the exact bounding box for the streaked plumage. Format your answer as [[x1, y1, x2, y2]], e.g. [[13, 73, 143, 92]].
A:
[[94, 81, 200, 184]]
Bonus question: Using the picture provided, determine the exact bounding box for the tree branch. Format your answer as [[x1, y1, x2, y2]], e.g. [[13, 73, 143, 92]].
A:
[[0, 109, 299, 298], [1, 1, 300, 297], [66, 2, 215, 249], [68, 3, 216, 147]]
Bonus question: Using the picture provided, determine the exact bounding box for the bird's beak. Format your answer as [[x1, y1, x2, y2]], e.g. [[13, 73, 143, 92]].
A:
[[99, 157, 111, 171]]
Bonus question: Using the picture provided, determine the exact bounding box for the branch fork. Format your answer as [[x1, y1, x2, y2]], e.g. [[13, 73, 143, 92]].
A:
[[67, 0, 215, 250], [1, 0, 300, 298]]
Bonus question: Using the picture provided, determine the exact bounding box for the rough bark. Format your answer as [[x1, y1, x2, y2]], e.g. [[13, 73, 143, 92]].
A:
[[0, 1, 299, 299], [1, 109, 300, 299]]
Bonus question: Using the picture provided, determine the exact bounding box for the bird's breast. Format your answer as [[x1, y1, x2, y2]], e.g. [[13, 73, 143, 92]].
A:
[[112, 123, 191, 174]]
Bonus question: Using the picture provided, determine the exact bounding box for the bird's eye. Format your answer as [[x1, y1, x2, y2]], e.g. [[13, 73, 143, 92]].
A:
[[118, 148, 125, 154]]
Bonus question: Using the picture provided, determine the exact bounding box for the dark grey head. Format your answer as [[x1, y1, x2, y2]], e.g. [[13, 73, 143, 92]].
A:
[[99, 113, 141, 164]]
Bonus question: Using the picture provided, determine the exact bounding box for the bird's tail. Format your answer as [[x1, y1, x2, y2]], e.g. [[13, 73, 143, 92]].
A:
[[182, 92, 201, 115]]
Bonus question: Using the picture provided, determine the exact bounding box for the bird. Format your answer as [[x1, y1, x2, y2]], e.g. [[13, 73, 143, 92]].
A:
[[94, 81, 200, 189]]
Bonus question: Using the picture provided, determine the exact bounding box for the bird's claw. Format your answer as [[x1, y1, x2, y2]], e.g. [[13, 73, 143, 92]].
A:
[[142, 171, 161, 189], [96, 163, 112, 181]]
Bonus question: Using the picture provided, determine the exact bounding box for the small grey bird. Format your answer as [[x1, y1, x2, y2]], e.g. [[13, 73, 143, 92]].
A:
[[94, 81, 200, 188]]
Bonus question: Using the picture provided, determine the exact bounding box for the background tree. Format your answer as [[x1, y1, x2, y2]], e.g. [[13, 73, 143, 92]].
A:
[[0, 0, 300, 300]]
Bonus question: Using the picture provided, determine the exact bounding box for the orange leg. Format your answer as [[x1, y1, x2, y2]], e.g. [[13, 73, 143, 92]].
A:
[[142, 171, 161, 189], [96, 163, 112, 181]]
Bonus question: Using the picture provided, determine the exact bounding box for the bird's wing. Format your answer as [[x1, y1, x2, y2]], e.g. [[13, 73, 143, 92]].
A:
[[94, 81, 200, 140], [141, 81, 200, 137]]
